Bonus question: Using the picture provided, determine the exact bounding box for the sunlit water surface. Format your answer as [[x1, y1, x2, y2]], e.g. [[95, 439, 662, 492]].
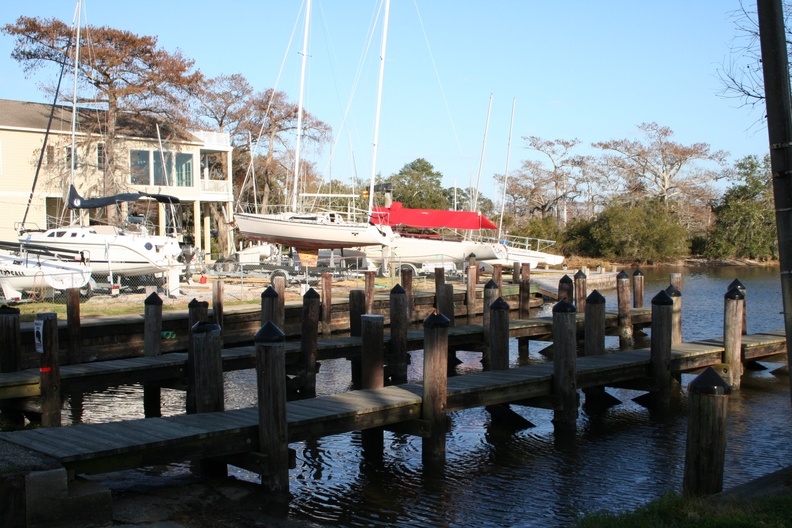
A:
[[53, 267, 792, 527]]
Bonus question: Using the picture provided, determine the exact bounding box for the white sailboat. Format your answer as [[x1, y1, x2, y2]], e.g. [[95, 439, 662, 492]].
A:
[[0, 247, 91, 301], [234, 0, 390, 252]]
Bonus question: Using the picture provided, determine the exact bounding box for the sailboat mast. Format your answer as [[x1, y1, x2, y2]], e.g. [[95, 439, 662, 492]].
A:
[[472, 93, 492, 213], [498, 97, 516, 239], [290, 0, 311, 213], [367, 0, 390, 215], [69, 0, 82, 225]]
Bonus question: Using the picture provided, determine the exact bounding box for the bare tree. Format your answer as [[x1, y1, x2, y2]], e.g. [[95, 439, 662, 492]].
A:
[[519, 137, 583, 226], [592, 122, 728, 205]]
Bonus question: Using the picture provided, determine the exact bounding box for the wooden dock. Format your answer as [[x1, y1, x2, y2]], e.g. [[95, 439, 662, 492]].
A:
[[0, 310, 651, 400], [0, 329, 785, 476]]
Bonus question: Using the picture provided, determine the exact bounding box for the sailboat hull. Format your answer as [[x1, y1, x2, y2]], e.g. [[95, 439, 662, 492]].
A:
[[19, 227, 182, 278], [235, 212, 387, 250], [0, 252, 91, 299]]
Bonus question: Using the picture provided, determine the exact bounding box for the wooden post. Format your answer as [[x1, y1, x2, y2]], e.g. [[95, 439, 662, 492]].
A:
[[650, 290, 674, 411], [723, 286, 745, 389], [728, 278, 747, 334], [143, 292, 163, 418], [422, 312, 450, 469], [488, 297, 510, 371], [632, 268, 645, 308], [573, 270, 587, 312], [437, 283, 455, 327], [349, 290, 366, 337], [584, 290, 606, 357], [186, 299, 209, 414], [557, 274, 573, 303], [300, 288, 320, 398], [0, 305, 21, 374], [482, 280, 499, 359], [190, 321, 227, 477], [254, 322, 289, 494], [361, 314, 385, 460], [65, 288, 81, 364], [512, 261, 521, 284], [466, 264, 477, 323], [670, 272, 682, 291], [552, 300, 577, 433], [37, 312, 61, 427], [434, 266, 445, 291], [400, 266, 414, 319], [361, 315, 385, 389], [272, 275, 286, 329], [321, 272, 332, 335], [518, 263, 532, 357], [364, 270, 375, 314], [683, 367, 730, 496], [261, 286, 278, 326], [665, 283, 683, 345], [212, 279, 224, 328], [492, 263, 502, 296], [616, 270, 632, 348], [389, 284, 409, 384]]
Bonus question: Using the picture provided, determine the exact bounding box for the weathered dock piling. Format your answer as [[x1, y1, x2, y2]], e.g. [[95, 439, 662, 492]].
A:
[[683, 367, 730, 496], [632, 268, 644, 308], [361, 315, 385, 459], [551, 300, 577, 433], [190, 321, 226, 477], [723, 286, 745, 389], [557, 274, 573, 303], [212, 279, 224, 328], [616, 270, 632, 348], [186, 299, 208, 414], [422, 312, 450, 469], [574, 270, 587, 311], [143, 292, 163, 418], [255, 322, 289, 495], [299, 288, 320, 398], [38, 312, 61, 428], [650, 290, 674, 411], [389, 284, 409, 384], [66, 288, 81, 365]]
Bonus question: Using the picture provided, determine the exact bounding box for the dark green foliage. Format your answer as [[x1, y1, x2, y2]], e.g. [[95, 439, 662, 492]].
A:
[[561, 199, 688, 260], [705, 155, 777, 260], [511, 216, 564, 244], [384, 158, 450, 210]]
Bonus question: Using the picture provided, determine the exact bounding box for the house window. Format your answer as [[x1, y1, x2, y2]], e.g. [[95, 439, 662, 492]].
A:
[[97, 143, 106, 171], [175, 153, 193, 187], [65, 146, 78, 170], [46, 145, 55, 166], [153, 150, 173, 186], [130, 150, 150, 185]]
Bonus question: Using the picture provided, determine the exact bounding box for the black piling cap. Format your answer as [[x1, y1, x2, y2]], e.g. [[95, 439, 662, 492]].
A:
[[191, 321, 221, 334], [725, 285, 745, 301], [261, 286, 278, 299], [728, 278, 746, 292], [651, 289, 674, 306], [617, 270, 630, 280], [188, 298, 208, 309], [424, 311, 451, 329], [303, 287, 320, 299], [633, 268, 644, 277], [664, 284, 681, 297], [144, 292, 163, 305], [586, 289, 606, 304], [688, 366, 731, 395], [254, 320, 285, 343], [553, 299, 577, 313], [559, 274, 573, 284], [0, 305, 20, 315], [490, 297, 510, 311], [574, 269, 586, 279], [484, 279, 499, 289], [391, 284, 406, 295]]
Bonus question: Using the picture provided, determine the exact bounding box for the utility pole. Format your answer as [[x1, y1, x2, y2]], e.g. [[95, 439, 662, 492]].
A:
[[757, 0, 792, 404]]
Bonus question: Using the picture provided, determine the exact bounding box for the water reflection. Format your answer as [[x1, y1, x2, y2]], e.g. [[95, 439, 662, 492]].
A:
[[12, 266, 792, 527]]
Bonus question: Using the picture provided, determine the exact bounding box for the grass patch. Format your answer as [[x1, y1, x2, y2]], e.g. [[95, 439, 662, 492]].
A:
[[574, 491, 792, 528]]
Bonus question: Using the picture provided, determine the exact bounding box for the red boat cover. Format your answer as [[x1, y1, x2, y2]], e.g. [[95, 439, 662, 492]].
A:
[[371, 202, 497, 230]]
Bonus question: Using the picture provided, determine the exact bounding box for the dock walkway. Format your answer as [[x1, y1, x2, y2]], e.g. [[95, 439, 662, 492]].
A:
[[0, 329, 785, 476]]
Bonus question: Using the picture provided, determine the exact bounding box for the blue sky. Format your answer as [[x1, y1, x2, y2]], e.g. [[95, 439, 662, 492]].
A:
[[0, 1, 770, 196]]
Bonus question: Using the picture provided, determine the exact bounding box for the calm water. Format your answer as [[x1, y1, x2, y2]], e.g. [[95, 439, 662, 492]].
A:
[[62, 266, 791, 527]]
